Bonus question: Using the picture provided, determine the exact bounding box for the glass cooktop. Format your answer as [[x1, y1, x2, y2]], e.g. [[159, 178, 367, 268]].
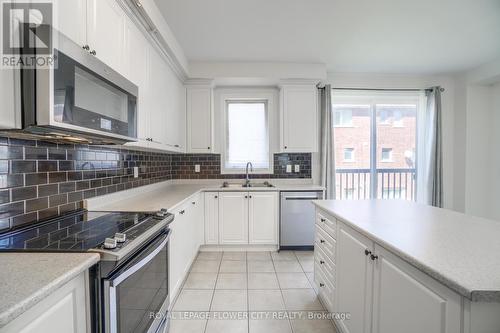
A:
[[0, 210, 154, 251]]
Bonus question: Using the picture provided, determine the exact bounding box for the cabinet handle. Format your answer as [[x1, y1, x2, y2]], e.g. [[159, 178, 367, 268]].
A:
[[365, 249, 372, 256], [174, 144, 180, 148], [245, 195, 248, 199], [192, 201, 196, 205], [207, 147, 211, 150], [370, 254, 379, 261], [284, 146, 288, 149], [179, 210, 185, 215], [214, 195, 218, 199], [319, 283, 325, 287], [320, 218, 326, 223], [320, 239, 325, 244], [82, 44, 90, 50], [90, 50, 97, 56], [249, 195, 252, 199], [320, 260, 325, 265]]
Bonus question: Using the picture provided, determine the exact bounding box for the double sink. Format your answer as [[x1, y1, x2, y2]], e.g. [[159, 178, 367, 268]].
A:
[[221, 181, 275, 188]]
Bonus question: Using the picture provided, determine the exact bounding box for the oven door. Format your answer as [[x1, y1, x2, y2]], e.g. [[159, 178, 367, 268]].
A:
[[103, 230, 170, 333]]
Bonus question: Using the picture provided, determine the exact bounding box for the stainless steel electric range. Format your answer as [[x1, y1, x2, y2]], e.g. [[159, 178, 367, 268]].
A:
[[0, 209, 174, 333]]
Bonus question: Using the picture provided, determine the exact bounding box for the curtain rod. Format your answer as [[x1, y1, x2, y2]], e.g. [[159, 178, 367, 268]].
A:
[[328, 87, 445, 92]]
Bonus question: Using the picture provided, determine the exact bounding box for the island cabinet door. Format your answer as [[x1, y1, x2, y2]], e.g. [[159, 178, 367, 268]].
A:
[[219, 192, 249, 244], [336, 223, 374, 333], [371, 244, 462, 333]]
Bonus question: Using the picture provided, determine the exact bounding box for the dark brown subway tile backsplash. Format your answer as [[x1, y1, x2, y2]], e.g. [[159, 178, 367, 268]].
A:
[[0, 136, 311, 232]]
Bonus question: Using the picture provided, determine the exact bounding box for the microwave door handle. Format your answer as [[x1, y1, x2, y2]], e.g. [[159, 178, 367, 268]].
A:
[[110, 230, 171, 287]]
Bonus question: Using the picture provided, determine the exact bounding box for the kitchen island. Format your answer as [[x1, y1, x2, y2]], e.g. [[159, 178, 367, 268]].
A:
[[0, 253, 99, 330], [312, 199, 500, 333]]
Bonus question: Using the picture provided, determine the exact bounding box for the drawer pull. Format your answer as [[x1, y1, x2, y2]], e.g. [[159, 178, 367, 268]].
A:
[[179, 210, 185, 215], [320, 218, 326, 223], [320, 239, 325, 244], [371, 254, 379, 261], [319, 283, 325, 287], [365, 249, 372, 256], [320, 260, 325, 265]]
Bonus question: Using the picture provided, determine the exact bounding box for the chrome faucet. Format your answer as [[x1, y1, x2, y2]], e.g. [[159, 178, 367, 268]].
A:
[[245, 162, 253, 187]]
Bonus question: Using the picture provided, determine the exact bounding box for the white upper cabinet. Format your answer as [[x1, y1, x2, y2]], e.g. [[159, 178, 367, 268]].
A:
[[165, 73, 186, 152], [218, 192, 248, 244], [56, 0, 127, 74], [336, 223, 374, 333], [371, 244, 462, 333], [248, 192, 278, 244], [124, 20, 150, 144], [145, 46, 185, 152], [54, 0, 87, 47], [186, 85, 213, 153], [148, 48, 169, 148], [86, 0, 126, 74], [280, 84, 318, 152]]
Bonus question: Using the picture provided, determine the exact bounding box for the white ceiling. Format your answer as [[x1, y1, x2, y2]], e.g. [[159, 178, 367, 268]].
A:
[[155, 0, 500, 74]]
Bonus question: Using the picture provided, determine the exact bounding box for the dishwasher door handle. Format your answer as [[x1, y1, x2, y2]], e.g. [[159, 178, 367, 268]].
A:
[[284, 197, 320, 200]]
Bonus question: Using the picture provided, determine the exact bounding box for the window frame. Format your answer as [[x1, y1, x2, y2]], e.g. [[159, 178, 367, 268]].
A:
[[332, 89, 423, 200], [343, 148, 355, 162], [334, 109, 353, 127], [219, 89, 277, 175], [381, 148, 393, 162]]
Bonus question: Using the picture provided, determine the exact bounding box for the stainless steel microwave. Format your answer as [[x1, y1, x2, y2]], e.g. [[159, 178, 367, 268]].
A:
[[7, 26, 138, 144]]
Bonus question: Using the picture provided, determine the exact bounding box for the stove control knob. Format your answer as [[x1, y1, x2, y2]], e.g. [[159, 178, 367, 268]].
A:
[[115, 233, 126, 243], [104, 238, 117, 249]]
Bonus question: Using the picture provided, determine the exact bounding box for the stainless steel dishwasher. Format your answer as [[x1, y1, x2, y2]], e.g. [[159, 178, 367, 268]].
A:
[[280, 191, 324, 250]]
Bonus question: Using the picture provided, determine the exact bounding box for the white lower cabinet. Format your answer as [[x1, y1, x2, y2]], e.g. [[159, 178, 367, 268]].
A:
[[203, 191, 278, 246], [336, 223, 373, 333], [3, 272, 88, 333], [219, 192, 249, 244], [204, 192, 219, 244], [248, 192, 278, 244], [319, 208, 465, 333], [371, 244, 461, 333], [169, 196, 204, 300]]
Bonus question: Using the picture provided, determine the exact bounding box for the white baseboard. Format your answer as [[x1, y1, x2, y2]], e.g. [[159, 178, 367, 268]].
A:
[[199, 244, 279, 252]]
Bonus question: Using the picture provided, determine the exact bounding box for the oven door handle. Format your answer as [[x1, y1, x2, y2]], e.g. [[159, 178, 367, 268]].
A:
[[110, 229, 171, 287]]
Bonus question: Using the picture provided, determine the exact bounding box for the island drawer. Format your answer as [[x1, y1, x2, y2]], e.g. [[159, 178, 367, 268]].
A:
[[315, 245, 336, 285], [315, 224, 336, 259], [316, 211, 336, 238], [314, 262, 335, 312]]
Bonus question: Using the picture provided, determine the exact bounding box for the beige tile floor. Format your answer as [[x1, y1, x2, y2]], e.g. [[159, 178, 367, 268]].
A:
[[170, 251, 337, 333]]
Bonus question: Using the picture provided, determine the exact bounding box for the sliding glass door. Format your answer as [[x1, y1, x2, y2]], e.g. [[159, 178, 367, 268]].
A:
[[332, 90, 421, 201]]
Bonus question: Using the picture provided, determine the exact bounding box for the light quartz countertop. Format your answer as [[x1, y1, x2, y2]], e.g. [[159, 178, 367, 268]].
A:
[[313, 199, 500, 302], [0, 252, 99, 328], [86, 180, 325, 212]]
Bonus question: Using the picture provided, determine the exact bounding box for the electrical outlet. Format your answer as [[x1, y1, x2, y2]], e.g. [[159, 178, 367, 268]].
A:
[[286, 165, 292, 173], [133, 167, 139, 178], [195, 165, 201, 173], [294, 165, 300, 173]]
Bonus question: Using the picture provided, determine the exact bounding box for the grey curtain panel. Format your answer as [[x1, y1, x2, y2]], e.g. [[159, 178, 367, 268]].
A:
[[319, 85, 336, 199], [425, 87, 443, 207]]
